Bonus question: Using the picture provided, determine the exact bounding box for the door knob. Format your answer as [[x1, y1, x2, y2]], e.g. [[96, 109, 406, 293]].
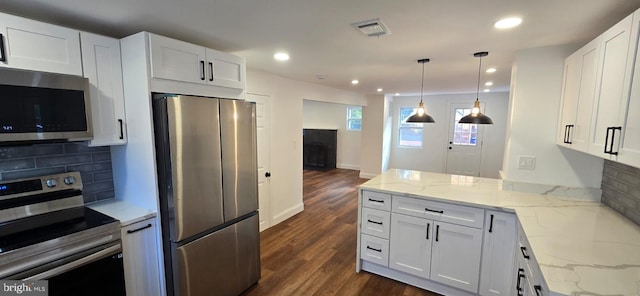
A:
[[265, 172, 271, 178], [448, 147, 452, 150], [449, 141, 453, 144]]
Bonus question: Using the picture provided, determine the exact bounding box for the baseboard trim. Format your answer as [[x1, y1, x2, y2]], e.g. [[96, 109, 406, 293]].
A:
[[272, 203, 304, 225], [337, 164, 360, 170], [359, 172, 378, 179]]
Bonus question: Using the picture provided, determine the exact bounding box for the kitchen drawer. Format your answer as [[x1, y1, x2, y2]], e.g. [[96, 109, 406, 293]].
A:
[[517, 227, 549, 296], [361, 207, 391, 239], [362, 190, 391, 211], [392, 196, 485, 229], [360, 234, 389, 266]]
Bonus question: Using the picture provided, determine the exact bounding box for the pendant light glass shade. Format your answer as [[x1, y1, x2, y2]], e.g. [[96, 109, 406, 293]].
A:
[[459, 52, 494, 124], [406, 59, 435, 123]]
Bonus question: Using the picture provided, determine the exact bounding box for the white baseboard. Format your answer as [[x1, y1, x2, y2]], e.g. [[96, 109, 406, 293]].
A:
[[359, 172, 378, 179], [337, 164, 360, 170], [272, 203, 304, 225]]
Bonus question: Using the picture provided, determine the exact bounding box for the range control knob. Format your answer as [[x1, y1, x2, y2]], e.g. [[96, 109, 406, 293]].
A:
[[45, 178, 58, 188], [64, 176, 76, 185]]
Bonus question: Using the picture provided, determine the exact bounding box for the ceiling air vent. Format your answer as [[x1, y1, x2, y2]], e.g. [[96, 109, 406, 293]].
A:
[[351, 18, 391, 37]]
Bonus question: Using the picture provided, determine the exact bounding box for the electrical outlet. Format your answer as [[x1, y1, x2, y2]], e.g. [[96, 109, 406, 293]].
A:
[[517, 155, 536, 170]]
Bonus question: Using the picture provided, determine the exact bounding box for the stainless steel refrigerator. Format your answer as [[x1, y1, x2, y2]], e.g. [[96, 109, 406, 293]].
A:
[[152, 94, 260, 296]]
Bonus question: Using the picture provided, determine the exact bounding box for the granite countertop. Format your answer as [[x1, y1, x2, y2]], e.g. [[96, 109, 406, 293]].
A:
[[360, 169, 640, 296], [88, 199, 157, 226]]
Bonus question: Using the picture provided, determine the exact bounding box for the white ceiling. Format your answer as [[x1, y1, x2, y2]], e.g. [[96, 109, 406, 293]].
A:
[[2, 0, 640, 96]]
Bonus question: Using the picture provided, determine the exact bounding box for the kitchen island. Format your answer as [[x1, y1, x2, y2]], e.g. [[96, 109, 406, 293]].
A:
[[356, 169, 640, 296]]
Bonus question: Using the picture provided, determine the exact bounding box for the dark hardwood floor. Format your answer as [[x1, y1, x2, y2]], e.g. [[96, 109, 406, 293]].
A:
[[241, 169, 441, 296]]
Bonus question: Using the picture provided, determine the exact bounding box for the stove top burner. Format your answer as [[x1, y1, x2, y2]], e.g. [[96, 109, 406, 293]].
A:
[[0, 207, 118, 254]]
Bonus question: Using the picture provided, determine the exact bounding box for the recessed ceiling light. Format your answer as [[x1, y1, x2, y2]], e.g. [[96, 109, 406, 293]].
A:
[[395, 93, 400, 96], [352, 79, 359, 85], [485, 82, 493, 86], [494, 17, 522, 29], [274, 52, 289, 61], [486, 68, 497, 73], [484, 89, 491, 92], [377, 88, 383, 92]]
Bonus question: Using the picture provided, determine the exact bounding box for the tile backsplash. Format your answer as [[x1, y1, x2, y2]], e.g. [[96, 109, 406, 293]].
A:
[[602, 160, 640, 226], [0, 143, 114, 203]]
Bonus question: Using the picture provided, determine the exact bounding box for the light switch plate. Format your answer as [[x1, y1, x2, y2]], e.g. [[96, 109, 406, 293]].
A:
[[517, 155, 536, 170]]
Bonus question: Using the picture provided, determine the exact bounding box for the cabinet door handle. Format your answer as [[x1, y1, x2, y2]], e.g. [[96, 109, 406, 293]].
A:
[[126, 223, 152, 234], [488, 214, 494, 233], [368, 198, 384, 203], [425, 207, 444, 214], [520, 246, 530, 259], [0, 34, 6, 62], [426, 223, 430, 240], [435, 224, 440, 242], [367, 219, 383, 225], [566, 125, 573, 144], [118, 119, 124, 140], [604, 127, 610, 153], [209, 62, 214, 81], [200, 60, 205, 80], [516, 268, 525, 296], [610, 126, 621, 155], [534, 285, 542, 296], [366, 246, 382, 253]]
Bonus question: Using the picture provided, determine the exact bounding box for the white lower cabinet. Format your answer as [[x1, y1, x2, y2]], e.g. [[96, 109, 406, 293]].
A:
[[389, 213, 432, 278], [430, 221, 483, 293], [121, 218, 162, 296], [479, 211, 517, 295]]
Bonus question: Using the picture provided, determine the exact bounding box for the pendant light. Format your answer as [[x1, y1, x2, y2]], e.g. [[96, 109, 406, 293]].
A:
[[406, 59, 435, 123], [459, 52, 494, 124]]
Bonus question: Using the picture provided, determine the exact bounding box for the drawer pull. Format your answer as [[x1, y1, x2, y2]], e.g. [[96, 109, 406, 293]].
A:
[[516, 268, 525, 296], [520, 246, 530, 259], [534, 285, 542, 296], [367, 219, 383, 225], [425, 207, 444, 214], [488, 214, 494, 233], [426, 223, 430, 240], [368, 198, 384, 203], [366, 246, 382, 253], [127, 223, 152, 234]]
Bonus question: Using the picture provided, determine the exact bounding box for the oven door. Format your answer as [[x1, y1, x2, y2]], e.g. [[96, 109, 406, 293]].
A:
[[9, 241, 125, 296]]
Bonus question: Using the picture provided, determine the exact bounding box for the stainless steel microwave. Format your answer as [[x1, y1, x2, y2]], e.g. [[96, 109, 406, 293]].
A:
[[0, 68, 92, 144]]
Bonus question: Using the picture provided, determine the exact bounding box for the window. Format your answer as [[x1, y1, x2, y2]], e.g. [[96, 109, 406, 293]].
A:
[[347, 106, 362, 131], [399, 107, 423, 147], [452, 108, 478, 146]]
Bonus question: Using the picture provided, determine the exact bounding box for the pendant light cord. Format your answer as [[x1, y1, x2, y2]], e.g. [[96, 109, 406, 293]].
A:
[[476, 55, 482, 99], [420, 61, 425, 102]]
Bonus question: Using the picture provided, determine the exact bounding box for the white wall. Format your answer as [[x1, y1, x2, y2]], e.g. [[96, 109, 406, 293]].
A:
[[246, 69, 366, 225], [502, 45, 604, 188], [302, 100, 362, 170], [360, 94, 389, 178], [389, 92, 509, 178]]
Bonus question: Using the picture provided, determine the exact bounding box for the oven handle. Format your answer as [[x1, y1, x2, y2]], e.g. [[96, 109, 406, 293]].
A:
[[23, 243, 121, 281]]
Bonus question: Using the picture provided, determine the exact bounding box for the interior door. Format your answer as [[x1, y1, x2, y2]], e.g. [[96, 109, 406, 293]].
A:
[[246, 93, 272, 231], [446, 103, 483, 176]]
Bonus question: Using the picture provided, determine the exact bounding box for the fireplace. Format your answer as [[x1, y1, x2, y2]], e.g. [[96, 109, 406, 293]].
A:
[[303, 129, 337, 170]]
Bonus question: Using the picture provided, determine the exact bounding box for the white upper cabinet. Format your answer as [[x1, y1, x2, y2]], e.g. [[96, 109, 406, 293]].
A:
[[588, 13, 634, 158], [618, 10, 640, 168], [149, 33, 207, 84], [80, 32, 127, 146], [0, 12, 82, 76], [148, 33, 245, 90], [557, 38, 600, 152]]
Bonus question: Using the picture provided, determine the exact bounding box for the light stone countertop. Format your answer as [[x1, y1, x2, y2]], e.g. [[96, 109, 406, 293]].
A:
[[88, 198, 157, 226], [360, 169, 640, 296]]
